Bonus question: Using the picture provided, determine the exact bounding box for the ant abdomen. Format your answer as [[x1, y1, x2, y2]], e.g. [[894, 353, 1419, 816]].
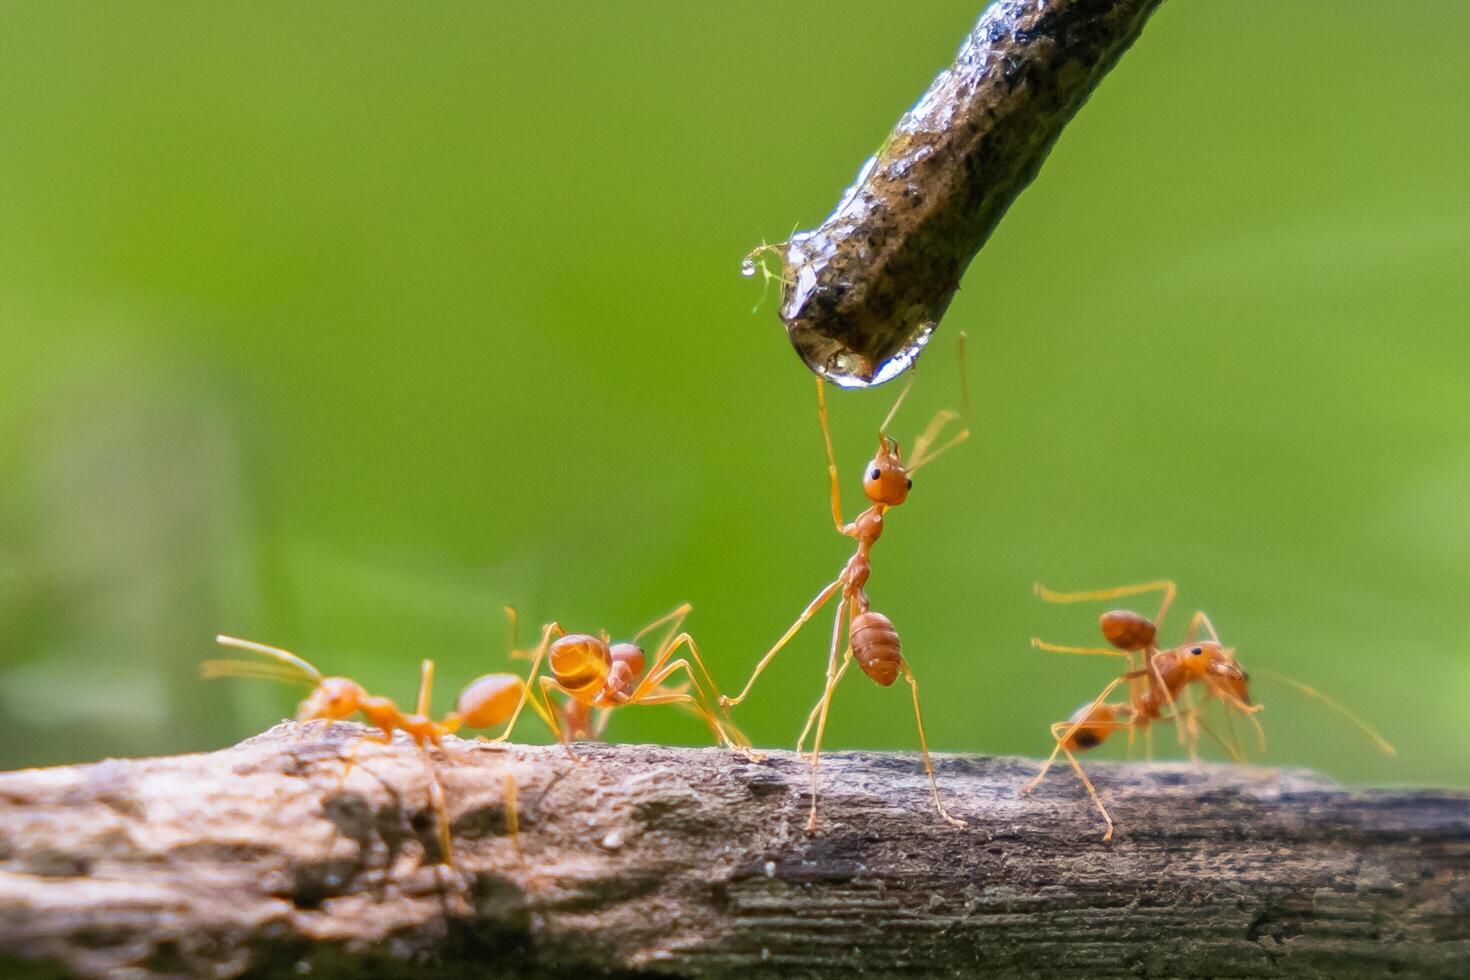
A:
[[450, 673, 524, 730], [850, 611, 902, 686], [1099, 610, 1156, 651], [549, 634, 612, 698], [1063, 701, 1128, 752]]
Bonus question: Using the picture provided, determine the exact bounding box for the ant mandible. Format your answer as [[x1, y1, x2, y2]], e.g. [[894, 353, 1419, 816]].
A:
[[721, 337, 971, 831], [1023, 581, 1395, 840], [486, 603, 757, 758]]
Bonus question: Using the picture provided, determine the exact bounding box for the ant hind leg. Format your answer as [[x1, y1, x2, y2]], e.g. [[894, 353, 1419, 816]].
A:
[[899, 661, 966, 829]]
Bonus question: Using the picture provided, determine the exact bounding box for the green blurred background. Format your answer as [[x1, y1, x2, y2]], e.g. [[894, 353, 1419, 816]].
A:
[[1, 2, 1465, 787]]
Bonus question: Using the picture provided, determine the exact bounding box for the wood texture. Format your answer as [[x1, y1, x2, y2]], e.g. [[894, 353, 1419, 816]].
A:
[[1, 722, 1467, 978]]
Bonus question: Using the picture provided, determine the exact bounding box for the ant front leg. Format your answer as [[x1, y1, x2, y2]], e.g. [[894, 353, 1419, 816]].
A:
[[721, 578, 843, 707], [487, 621, 564, 744], [629, 632, 763, 761], [535, 676, 583, 762], [631, 602, 692, 654], [816, 377, 848, 533], [337, 729, 395, 791]]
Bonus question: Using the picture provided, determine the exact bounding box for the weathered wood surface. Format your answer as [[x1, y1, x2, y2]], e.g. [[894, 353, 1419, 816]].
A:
[[1, 722, 1466, 978]]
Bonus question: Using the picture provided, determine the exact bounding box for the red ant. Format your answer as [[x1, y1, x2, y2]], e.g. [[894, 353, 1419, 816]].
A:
[[721, 338, 971, 831], [205, 635, 531, 865], [487, 603, 756, 758], [1023, 581, 1396, 841]]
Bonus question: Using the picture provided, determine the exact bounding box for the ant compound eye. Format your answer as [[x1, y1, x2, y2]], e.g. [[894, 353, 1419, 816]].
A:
[[906, 477, 913, 489], [869, 468, 882, 481], [1190, 646, 1203, 656]]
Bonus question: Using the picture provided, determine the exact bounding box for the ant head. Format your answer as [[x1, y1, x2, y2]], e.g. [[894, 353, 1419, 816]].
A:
[[862, 435, 911, 506], [609, 642, 646, 682], [1180, 642, 1250, 700], [298, 676, 365, 722]]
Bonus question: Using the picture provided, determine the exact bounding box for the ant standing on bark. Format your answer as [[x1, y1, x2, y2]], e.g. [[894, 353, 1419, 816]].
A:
[[206, 634, 534, 866], [721, 337, 972, 832], [1023, 581, 1395, 841], [488, 603, 756, 758]]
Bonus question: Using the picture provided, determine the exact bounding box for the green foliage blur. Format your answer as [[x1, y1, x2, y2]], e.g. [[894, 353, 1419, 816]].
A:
[[1, 3, 1466, 788]]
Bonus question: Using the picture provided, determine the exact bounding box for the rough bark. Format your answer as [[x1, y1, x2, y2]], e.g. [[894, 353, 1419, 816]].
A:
[[0, 722, 1466, 979], [771, 0, 1166, 387]]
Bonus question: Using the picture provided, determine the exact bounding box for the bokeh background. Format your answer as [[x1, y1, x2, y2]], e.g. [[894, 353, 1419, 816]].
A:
[[1, 2, 1466, 787]]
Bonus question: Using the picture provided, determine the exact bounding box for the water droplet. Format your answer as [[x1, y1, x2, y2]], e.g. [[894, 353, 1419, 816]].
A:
[[740, 257, 757, 278], [763, 860, 776, 878]]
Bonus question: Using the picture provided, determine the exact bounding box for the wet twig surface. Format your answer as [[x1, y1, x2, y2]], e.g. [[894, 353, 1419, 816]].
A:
[[771, 0, 1166, 386], [1, 722, 1467, 978]]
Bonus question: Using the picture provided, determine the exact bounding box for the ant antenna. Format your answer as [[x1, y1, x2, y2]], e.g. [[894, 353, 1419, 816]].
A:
[[212, 635, 322, 683], [1255, 668, 1396, 756], [906, 332, 971, 473], [878, 373, 917, 442]]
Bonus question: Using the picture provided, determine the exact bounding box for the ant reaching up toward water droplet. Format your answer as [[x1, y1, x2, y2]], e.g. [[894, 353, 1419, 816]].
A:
[[1023, 582, 1396, 841], [721, 336, 972, 832], [486, 603, 757, 758]]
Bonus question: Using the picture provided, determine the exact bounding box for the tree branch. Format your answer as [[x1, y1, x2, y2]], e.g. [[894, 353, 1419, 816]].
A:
[[772, 0, 1166, 386], [1, 722, 1466, 978]]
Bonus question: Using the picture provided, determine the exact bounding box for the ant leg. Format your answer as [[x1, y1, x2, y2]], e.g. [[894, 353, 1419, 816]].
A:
[[721, 578, 843, 707], [899, 662, 966, 829], [800, 593, 855, 758], [1023, 729, 1068, 794], [504, 771, 523, 865], [1034, 581, 1178, 632], [534, 677, 582, 761], [1146, 654, 1189, 748], [816, 378, 850, 532], [803, 599, 852, 831], [631, 634, 762, 760], [1193, 709, 1244, 763], [796, 653, 852, 757], [1060, 745, 1114, 842], [1031, 638, 1140, 670], [1023, 674, 1136, 794], [337, 731, 395, 790], [1179, 687, 1203, 763], [591, 707, 613, 740], [488, 622, 564, 743], [417, 659, 436, 718], [504, 606, 536, 661], [1210, 686, 1267, 753], [804, 647, 853, 833], [1183, 611, 1221, 645], [414, 742, 452, 866], [631, 601, 692, 651]]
